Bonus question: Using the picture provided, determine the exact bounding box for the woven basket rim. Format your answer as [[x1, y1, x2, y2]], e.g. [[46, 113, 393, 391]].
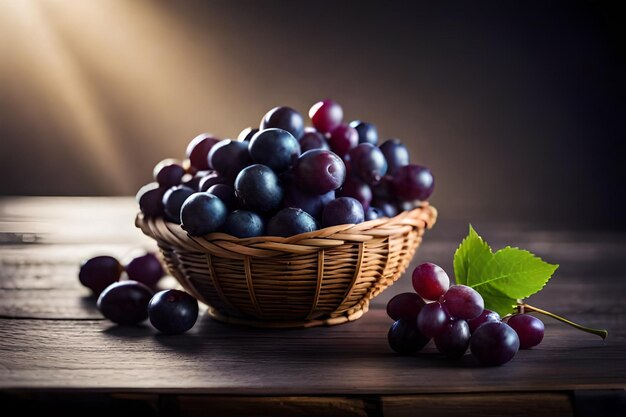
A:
[[135, 202, 436, 246]]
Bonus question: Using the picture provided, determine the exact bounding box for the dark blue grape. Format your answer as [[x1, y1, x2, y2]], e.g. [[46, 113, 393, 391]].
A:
[[199, 173, 229, 192], [388, 319, 430, 354], [153, 159, 185, 188], [136, 182, 165, 217], [293, 149, 346, 195], [299, 130, 329, 152], [234, 164, 283, 213], [79, 255, 123, 295], [249, 128, 301, 173], [186, 134, 219, 171], [162, 185, 195, 223], [125, 252, 164, 288], [371, 175, 394, 201], [224, 210, 265, 238], [372, 200, 398, 218], [283, 175, 335, 219], [182, 170, 211, 191], [207, 184, 238, 212], [238, 127, 259, 142], [379, 139, 410, 176], [322, 197, 364, 227], [260, 106, 304, 139], [348, 143, 388, 185], [267, 207, 319, 237], [97, 281, 154, 325], [364, 207, 384, 221], [337, 176, 372, 211], [148, 289, 199, 334], [349, 121, 378, 145], [180, 192, 228, 236], [470, 321, 520, 366], [208, 140, 252, 179], [434, 319, 471, 359]]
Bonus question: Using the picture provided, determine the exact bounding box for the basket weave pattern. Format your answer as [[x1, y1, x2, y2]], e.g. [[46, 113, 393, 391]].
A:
[[136, 204, 437, 328]]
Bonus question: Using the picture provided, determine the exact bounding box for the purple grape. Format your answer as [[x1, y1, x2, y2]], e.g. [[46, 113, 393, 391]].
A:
[[234, 164, 283, 213], [299, 130, 329, 152], [417, 301, 450, 338], [397, 199, 422, 212], [78, 255, 123, 295], [125, 252, 164, 288], [392, 164, 434, 201], [224, 210, 265, 238], [322, 197, 364, 227], [507, 314, 544, 349], [379, 139, 409, 176], [468, 309, 501, 333], [349, 121, 378, 145], [153, 159, 185, 188], [309, 99, 343, 133], [388, 319, 430, 355], [371, 175, 394, 201], [186, 133, 219, 171], [208, 140, 252, 179], [364, 207, 385, 221], [97, 281, 154, 325], [162, 185, 195, 223], [238, 127, 259, 142], [267, 207, 319, 237], [372, 200, 398, 218], [136, 182, 165, 217], [387, 292, 426, 321], [293, 149, 346, 195], [249, 128, 301, 173], [470, 321, 520, 366], [328, 124, 358, 158], [434, 319, 471, 359], [199, 173, 229, 192], [348, 143, 388, 185], [337, 176, 372, 211], [207, 184, 238, 212], [283, 178, 335, 219], [148, 289, 199, 334], [441, 285, 484, 320], [180, 192, 228, 236], [260, 106, 304, 139], [412, 262, 450, 301]]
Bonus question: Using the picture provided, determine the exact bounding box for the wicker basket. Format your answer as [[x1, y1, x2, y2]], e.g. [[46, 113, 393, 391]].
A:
[[135, 203, 437, 328]]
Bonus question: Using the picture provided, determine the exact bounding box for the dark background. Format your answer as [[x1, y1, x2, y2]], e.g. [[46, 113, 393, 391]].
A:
[[1, 0, 624, 229]]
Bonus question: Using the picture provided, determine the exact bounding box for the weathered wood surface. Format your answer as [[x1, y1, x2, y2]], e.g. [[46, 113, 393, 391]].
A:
[[0, 197, 624, 415]]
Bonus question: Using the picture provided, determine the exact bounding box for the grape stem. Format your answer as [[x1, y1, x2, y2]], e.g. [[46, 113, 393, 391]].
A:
[[517, 303, 608, 340]]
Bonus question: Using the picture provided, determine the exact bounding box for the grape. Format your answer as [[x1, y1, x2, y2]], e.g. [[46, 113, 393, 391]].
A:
[[388, 319, 430, 355], [309, 99, 343, 133], [199, 173, 229, 192], [125, 252, 164, 288], [249, 128, 301, 173], [97, 281, 154, 325], [267, 207, 319, 237], [379, 139, 409, 176], [162, 185, 195, 223], [506, 314, 544, 349], [412, 262, 450, 301], [417, 301, 450, 338], [283, 176, 335, 219], [348, 143, 388, 185], [299, 130, 329, 153], [337, 176, 372, 211], [224, 210, 265, 238], [153, 159, 185, 188], [234, 164, 283, 213], [293, 149, 346, 195], [470, 321, 520, 366], [148, 289, 199, 334], [392, 164, 434, 201], [136, 182, 165, 217], [78, 255, 123, 295], [182, 171, 211, 191], [238, 127, 258, 142], [328, 124, 358, 158], [372, 200, 398, 218], [397, 199, 421, 212], [441, 285, 484, 320], [186, 133, 219, 171], [371, 175, 394, 201], [387, 292, 425, 321], [364, 207, 385, 221], [434, 319, 471, 359], [207, 184, 238, 212], [208, 140, 252, 179], [468, 309, 501, 333], [260, 106, 304, 139], [322, 197, 364, 227], [349, 121, 378, 145], [180, 192, 228, 236]]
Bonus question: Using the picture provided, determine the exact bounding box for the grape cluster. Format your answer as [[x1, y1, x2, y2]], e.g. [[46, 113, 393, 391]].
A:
[[387, 262, 545, 366], [79, 253, 198, 334], [137, 100, 435, 238]]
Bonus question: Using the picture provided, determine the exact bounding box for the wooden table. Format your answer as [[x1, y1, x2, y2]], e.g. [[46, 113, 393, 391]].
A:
[[1, 197, 624, 416]]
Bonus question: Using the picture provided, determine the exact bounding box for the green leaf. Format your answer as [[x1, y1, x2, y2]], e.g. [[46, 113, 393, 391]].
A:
[[453, 225, 493, 286], [452, 226, 559, 316]]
